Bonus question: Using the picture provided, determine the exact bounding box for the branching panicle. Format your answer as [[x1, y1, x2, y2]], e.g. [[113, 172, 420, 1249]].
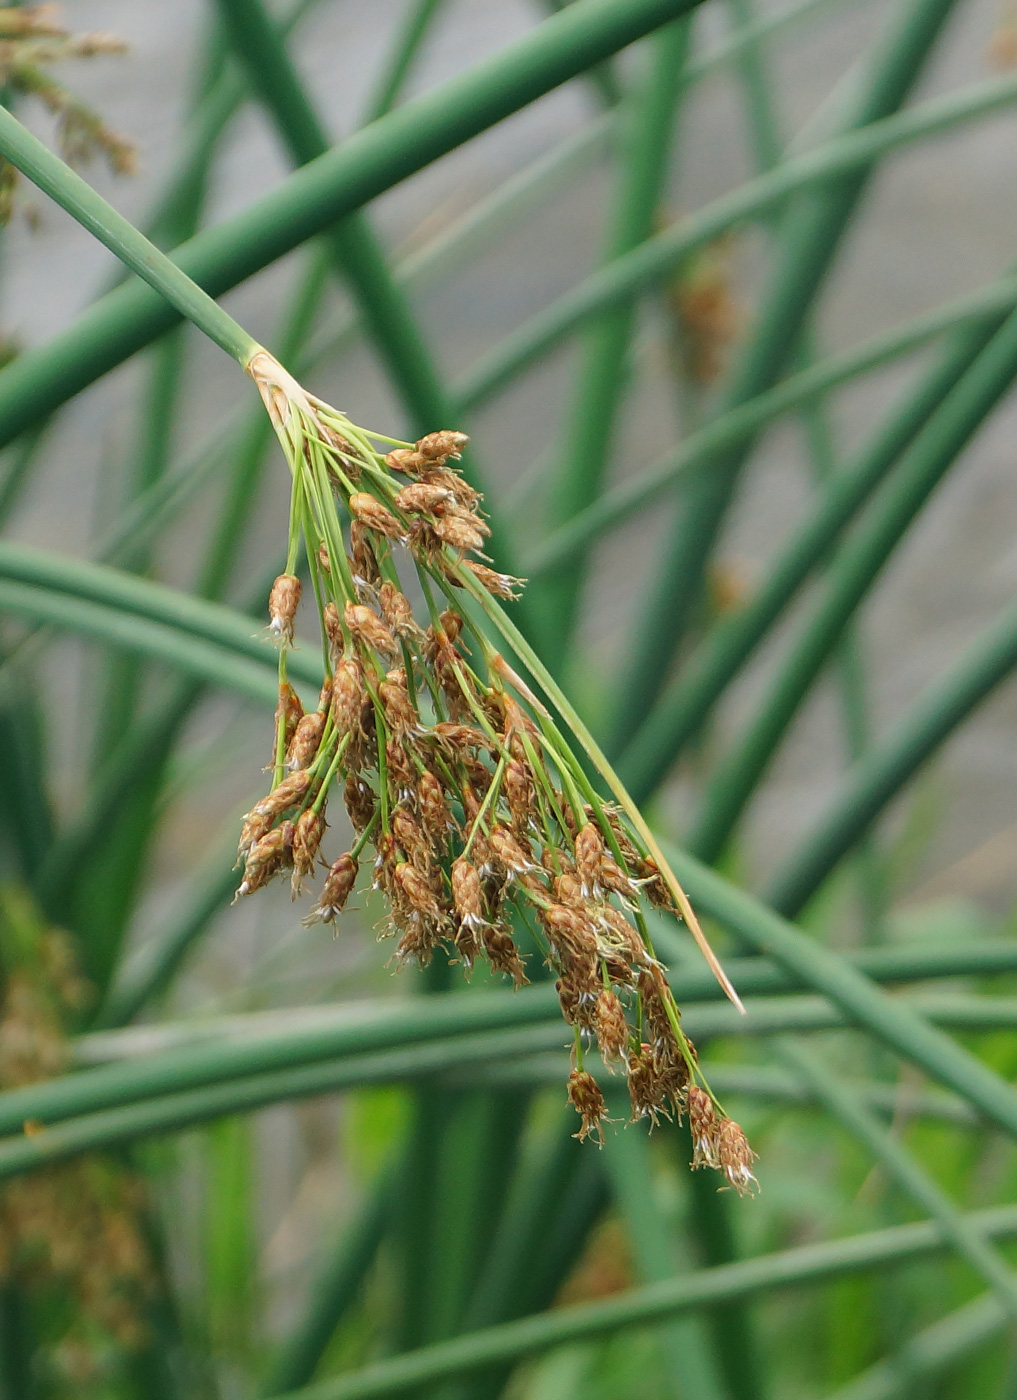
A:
[[240, 352, 755, 1191]]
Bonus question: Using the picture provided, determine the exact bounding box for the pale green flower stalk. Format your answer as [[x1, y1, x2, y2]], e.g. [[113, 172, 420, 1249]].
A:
[[0, 104, 756, 1191]]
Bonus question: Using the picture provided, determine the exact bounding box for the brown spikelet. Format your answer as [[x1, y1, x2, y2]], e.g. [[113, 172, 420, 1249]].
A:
[[488, 825, 533, 875], [291, 808, 326, 896], [305, 852, 359, 924], [350, 520, 381, 586], [417, 769, 452, 844], [716, 1118, 759, 1195], [416, 430, 469, 461], [385, 447, 427, 475], [268, 573, 301, 645], [483, 924, 528, 988], [431, 512, 486, 553], [378, 582, 420, 639], [286, 710, 327, 771], [236, 822, 295, 898], [393, 862, 442, 919], [567, 1068, 609, 1145], [574, 822, 605, 895], [322, 601, 343, 660], [237, 810, 272, 863], [348, 492, 405, 539], [594, 989, 628, 1066], [503, 759, 536, 831], [345, 602, 398, 658], [274, 681, 304, 755], [627, 1044, 671, 1126], [688, 1086, 720, 1170], [427, 468, 481, 511], [451, 857, 484, 925], [332, 656, 366, 736], [393, 808, 429, 872], [462, 560, 524, 599], [248, 770, 312, 821], [395, 481, 454, 514], [344, 774, 376, 832], [380, 674, 420, 739]]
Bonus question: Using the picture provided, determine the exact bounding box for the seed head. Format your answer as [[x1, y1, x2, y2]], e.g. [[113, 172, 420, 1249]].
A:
[[286, 710, 327, 770], [345, 602, 398, 658], [716, 1117, 759, 1196], [322, 601, 343, 660], [237, 809, 273, 864], [574, 822, 605, 896], [594, 989, 629, 1066], [378, 582, 420, 639], [451, 857, 484, 928], [426, 468, 481, 511], [268, 574, 301, 645], [332, 656, 366, 736], [431, 512, 486, 553], [248, 769, 312, 821], [395, 481, 453, 514], [393, 807, 429, 871], [462, 560, 524, 599], [488, 825, 534, 875], [291, 808, 326, 896], [304, 852, 359, 924], [385, 739, 417, 801], [275, 681, 304, 753], [348, 492, 405, 539], [380, 675, 420, 739], [417, 769, 452, 843], [236, 821, 295, 898], [385, 447, 427, 475], [688, 1086, 720, 1170], [393, 862, 441, 919], [344, 773, 376, 832], [483, 924, 528, 988], [503, 759, 535, 831], [567, 1068, 609, 1145], [627, 1045, 670, 1126], [350, 520, 381, 586], [416, 430, 469, 461]]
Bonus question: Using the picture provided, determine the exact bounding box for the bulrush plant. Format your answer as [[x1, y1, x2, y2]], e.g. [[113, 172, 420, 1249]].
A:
[[0, 106, 755, 1191], [234, 350, 758, 1189]]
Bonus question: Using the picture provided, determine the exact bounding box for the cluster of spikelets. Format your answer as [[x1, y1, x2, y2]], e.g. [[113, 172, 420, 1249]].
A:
[[0, 910, 154, 1361], [237, 361, 757, 1194]]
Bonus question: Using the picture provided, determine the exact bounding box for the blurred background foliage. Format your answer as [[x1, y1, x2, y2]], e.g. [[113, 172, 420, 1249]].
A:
[[1, 0, 1017, 1396]]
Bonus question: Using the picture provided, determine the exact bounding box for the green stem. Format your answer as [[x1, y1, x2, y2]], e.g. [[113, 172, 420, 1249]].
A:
[[686, 301, 1017, 864], [0, 0, 707, 449], [451, 73, 1017, 415], [823, 1292, 1008, 1400], [254, 1207, 1017, 1400], [609, 0, 963, 735], [522, 272, 1017, 580], [536, 18, 690, 658], [765, 591, 1017, 918], [362, 0, 446, 125], [613, 309, 1006, 800], [0, 106, 257, 365], [776, 1038, 1017, 1315], [265, 1166, 395, 1394]]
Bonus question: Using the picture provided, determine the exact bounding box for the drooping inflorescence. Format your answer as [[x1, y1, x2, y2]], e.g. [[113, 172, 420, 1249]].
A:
[[238, 352, 757, 1194]]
